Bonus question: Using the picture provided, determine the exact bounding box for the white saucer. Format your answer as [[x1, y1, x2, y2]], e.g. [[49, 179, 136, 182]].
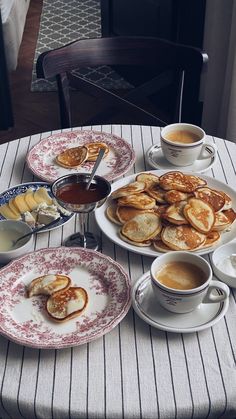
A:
[[146, 145, 217, 173], [132, 272, 229, 333]]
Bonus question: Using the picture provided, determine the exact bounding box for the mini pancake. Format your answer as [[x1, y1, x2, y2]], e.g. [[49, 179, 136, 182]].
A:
[[116, 206, 153, 223], [28, 274, 72, 298], [183, 197, 215, 234], [161, 225, 206, 251], [212, 211, 232, 231], [219, 191, 233, 210], [223, 208, 236, 224], [117, 193, 156, 210], [111, 181, 146, 199], [121, 213, 161, 242], [56, 146, 88, 168], [135, 172, 159, 188], [119, 231, 152, 247], [46, 287, 88, 322], [164, 190, 191, 204], [200, 231, 221, 249], [146, 184, 167, 203], [162, 201, 188, 225], [194, 187, 225, 212], [153, 240, 172, 253], [106, 205, 122, 225], [159, 171, 206, 192], [85, 142, 109, 161]]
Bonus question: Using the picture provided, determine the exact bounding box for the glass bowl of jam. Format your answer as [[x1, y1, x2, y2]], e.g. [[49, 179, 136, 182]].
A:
[[51, 173, 111, 249]]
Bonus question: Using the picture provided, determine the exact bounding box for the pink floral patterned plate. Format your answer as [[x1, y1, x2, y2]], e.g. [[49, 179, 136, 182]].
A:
[[26, 130, 135, 182], [0, 247, 131, 349]]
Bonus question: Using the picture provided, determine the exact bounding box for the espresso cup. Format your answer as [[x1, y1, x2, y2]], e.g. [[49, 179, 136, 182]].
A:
[[161, 123, 217, 166], [150, 251, 230, 314]]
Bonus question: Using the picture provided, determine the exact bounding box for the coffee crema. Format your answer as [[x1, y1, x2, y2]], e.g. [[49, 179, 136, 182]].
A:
[[164, 130, 201, 144], [155, 262, 206, 290]]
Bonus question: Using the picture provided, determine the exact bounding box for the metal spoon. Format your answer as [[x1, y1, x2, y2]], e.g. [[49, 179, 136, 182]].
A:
[[85, 148, 105, 190], [11, 217, 60, 248]]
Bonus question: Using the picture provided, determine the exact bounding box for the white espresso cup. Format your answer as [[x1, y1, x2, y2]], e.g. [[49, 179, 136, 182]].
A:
[[150, 251, 229, 314], [161, 123, 217, 166]]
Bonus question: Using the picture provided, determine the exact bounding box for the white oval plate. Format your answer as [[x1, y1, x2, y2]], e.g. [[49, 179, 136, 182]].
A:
[[95, 170, 236, 257], [146, 144, 217, 173], [0, 247, 131, 349], [132, 272, 229, 333], [0, 182, 73, 232], [26, 130, 135, 182]]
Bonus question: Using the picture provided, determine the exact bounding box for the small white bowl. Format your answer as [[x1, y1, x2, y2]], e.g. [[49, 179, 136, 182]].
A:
[[0, 220, 33, 264], [211, 242, 236, 288]]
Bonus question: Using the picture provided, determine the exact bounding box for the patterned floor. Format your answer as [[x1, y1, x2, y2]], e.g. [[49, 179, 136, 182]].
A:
[[31, 0, 131, 91]]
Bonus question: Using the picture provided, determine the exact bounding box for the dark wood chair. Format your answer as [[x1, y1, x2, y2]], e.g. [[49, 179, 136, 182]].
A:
[[36, 36, 208, 129]]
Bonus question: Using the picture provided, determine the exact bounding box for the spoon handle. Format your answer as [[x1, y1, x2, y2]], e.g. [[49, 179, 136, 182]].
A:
[[86, 148, 105, 190], [13, 217, 60, 246]]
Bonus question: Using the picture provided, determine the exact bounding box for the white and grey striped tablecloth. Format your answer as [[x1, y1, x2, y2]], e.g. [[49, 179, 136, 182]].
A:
[[0, 125, 236, 419]]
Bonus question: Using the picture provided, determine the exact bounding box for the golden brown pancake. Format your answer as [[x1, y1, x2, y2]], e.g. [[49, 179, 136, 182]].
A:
[[135, 172, 159, 188], [119, 231, 152, 246], [183, 198, 215, 234], [106, 205, 122, 225], [56, 146, 88, 168], [146, 184, 167, 203], [153, 240, 172, 253], [162, 201, 188, 225], [46, 287, 88, 322], [159, 171, 206, 192], [121, 213, 161, 242], [111, 181, 146, 199], [161, 225, 206, 251], [223, 208, 236, 224], [212, 211, 232, 231], [164, 190, 191, 204], [194, 187, 225, 212], [200, 231, 221, 248], [85, 142, 109, 161], [28, 274, 72, 298], [117, 193, 156, 210], [116, 206, 153, 223]]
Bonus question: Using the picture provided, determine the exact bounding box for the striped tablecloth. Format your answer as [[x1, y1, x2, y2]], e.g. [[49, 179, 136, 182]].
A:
[[0, 125, 236, 419]]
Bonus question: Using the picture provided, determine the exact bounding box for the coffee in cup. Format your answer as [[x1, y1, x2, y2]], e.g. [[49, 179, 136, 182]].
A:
[[161, 123, 217, 166], [150, 251, 229, 314], [155, 261, 206, 290]]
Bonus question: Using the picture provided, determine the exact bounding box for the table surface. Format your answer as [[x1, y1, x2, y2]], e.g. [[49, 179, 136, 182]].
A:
[[0, 125, 236, 419]]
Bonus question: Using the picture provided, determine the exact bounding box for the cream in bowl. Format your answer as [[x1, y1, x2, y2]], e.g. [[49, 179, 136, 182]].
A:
[[211, 242, 236, 288], [0, 220, 33, 264]]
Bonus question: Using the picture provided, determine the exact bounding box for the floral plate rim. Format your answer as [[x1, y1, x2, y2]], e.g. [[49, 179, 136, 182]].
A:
[[0, 247, 131, 349], [26, 129, 135, 183]]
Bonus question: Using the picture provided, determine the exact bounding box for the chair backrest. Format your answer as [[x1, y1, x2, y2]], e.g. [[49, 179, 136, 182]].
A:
[[36, 36, 208, 128]]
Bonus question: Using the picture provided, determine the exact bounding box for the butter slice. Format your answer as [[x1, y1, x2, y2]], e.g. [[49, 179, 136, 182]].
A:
[[34, 187, 53, 205], [25, 189, 39, 211], [0, 203, 21, 220], [8, 198, 21, 217], [13, 194, 30, 213]]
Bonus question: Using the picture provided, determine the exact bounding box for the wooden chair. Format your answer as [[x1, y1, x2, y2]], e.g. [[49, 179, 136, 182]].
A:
[[36, 36, 208, 129]]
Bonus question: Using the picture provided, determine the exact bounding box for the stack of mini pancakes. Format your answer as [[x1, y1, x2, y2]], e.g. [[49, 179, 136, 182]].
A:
[[28, 274, 88, 322], [55, 142, 109, 168], [106, 171, 236, 252]]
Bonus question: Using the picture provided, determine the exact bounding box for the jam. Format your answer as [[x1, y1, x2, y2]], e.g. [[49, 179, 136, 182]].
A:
[[56, 181, 108, 204]]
